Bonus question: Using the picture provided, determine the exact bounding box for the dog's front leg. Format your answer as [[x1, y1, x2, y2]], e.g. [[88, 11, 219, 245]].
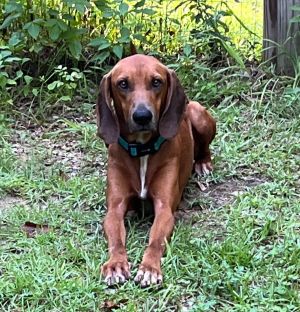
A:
[[134, 164, 181, 287], [101, 184, 131, 285], [134, 203, 174, 287]]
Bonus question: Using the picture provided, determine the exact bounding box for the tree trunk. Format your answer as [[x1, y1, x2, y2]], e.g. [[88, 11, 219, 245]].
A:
[[263, 0, 300, 76]]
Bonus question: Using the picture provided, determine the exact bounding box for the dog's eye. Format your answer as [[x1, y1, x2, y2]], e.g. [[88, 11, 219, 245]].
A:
[[118, 80, 128, 90], [152, 78, 162, 88]]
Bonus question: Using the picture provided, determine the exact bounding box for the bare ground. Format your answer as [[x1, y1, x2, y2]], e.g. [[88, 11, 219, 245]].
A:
[[3, 120, 267, 217], [0, 195, 26, 212]]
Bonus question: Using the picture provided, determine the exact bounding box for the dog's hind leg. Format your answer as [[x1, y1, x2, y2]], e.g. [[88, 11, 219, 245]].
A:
[[186, 101, 216, 176]]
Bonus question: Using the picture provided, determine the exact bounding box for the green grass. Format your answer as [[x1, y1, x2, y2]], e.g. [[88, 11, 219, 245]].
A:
[[0, 74, 300, 311]]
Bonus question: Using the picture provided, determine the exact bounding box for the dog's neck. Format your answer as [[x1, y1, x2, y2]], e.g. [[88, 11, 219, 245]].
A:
[[127, 131, 153, 144], [118, 135, 166, 158]]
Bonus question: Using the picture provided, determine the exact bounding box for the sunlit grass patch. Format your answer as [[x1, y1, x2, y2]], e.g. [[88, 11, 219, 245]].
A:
[[210, 0, 263, 59]]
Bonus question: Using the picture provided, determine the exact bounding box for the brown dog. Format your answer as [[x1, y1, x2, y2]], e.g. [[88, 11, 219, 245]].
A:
[[97, 54, 216, 287]]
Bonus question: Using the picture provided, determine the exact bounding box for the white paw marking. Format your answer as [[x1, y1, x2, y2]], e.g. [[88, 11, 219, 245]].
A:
[[134, 269, 163, 287], [104, 268, 130, 286]]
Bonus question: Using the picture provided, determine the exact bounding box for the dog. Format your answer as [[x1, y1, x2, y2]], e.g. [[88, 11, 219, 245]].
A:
[[96, 54, 216, 287]]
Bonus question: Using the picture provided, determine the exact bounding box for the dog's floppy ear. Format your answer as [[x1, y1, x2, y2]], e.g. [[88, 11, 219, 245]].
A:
[[159, 69, 188, 139], [96, 73, 119, 144]]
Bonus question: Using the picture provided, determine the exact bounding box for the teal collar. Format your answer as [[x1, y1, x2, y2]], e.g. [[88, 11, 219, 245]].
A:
[[118, 136, 166, 157]]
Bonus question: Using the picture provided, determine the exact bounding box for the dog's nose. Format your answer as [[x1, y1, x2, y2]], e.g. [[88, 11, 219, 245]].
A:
[[133, 106, 153, 125]]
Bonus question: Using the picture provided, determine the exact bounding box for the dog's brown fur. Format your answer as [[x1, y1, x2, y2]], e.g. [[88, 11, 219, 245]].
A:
[[97, 54, 216, 287]]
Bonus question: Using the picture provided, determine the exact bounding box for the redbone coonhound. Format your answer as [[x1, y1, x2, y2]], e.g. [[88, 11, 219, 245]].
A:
[[97, 54, 216, 287]]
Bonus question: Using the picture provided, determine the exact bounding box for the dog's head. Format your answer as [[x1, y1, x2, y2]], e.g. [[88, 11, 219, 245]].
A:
[[96, 54, 188, 144]]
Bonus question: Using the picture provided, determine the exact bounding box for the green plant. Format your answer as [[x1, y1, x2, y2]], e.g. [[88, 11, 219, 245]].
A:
[[0, 0, 260, 73], [167, 53, 249, 106], [0, 0, 264, 120], [40, 66, 84, 100], [0, 46, 29, 92], [26, 65, 88, 119]]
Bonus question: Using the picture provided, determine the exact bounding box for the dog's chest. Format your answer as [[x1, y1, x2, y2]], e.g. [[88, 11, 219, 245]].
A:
[[139, 155, 149, 199]]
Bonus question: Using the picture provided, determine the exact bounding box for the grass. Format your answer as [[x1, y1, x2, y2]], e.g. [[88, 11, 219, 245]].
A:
[[0, 69, 300, 311]]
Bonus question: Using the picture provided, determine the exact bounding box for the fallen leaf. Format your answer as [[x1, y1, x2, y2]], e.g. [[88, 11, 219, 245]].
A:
[[101, 299, 128, 311], [59, 169, 69, 181], [21, 221, 50, 238], [101, 300, 119, 311]]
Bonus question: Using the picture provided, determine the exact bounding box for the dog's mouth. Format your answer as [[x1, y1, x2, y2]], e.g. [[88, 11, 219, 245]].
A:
[[129, 115, 157, 135], [130, 123, 156, 132]]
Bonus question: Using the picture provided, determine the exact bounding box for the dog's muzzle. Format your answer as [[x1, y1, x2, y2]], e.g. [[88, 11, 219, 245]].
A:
[[130, 104, 155, 132], [132, 105, 153, 126]]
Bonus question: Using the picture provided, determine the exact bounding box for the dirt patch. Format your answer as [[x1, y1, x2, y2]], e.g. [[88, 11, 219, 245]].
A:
[[10, 120, 107, 178], [176, 175, 267, 241], [203, 175, 267, 207], [177, 175, 267, 219], [192, 174, 265, 207], [0, 195, 26, 213]]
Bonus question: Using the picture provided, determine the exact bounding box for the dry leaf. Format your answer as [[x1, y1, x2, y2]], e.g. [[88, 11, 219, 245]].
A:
[[59, 169, 69, 181], [21, 221, 50, 238], [101, 299, 127, 311], [196, 181, 207, 192]]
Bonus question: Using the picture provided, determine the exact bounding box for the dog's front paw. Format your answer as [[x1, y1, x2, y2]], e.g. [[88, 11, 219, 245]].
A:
[[101, 257, 131, 286], [134, 264, 163, 287]]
